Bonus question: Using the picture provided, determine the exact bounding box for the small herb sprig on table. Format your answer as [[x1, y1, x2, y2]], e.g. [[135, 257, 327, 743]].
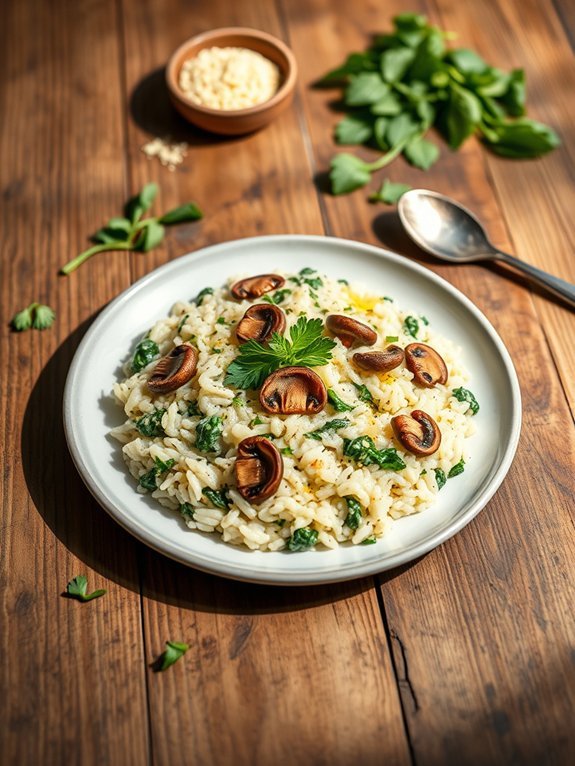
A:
[[320, 12, 560, 195], [11, 302, 55, 331], [60, 183, 203, 274], [65, 575, 106, 602], [224, 317, 336, 390]]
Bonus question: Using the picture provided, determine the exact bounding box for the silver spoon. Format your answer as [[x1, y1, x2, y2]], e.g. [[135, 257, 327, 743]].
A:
[[398, 189, 575, 309]]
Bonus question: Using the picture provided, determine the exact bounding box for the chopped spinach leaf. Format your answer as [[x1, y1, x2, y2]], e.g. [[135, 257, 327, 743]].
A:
[[195, 415, 223, 452], [132, 338, 159, 372], [361, 536, 377, 545], [139, 457, 175, 491], [343, 436, 406, 470], [287, 527, 319, 551], [448, 459, 465, 478], [305, 418, 350, 440], [434, 467, 447, 490], [344, 496, 363, 530], [194, 287, 214, 305], [202, 487, 230, 510], [135, 409, 166, 437], [179, 502, 195, 520], [403, 315, 419, 338], [327, 388, 355, 412], [452, 387, 480, 415]]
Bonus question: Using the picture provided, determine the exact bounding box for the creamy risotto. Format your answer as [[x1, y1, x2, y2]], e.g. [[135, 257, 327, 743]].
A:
[[110, 269, 478, 551]]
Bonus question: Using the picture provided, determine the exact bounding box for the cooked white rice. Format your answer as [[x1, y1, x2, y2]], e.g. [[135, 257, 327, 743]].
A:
[[110, 270, 476, 551]]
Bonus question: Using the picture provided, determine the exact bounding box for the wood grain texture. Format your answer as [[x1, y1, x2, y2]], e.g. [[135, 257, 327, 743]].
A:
[[0, 1, 148, 764], [283, 0, 575, 763]]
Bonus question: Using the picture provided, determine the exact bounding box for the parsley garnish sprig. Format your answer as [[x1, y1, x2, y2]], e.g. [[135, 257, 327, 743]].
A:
[[65, 575, 106, 602], [224, 317, 336, 390], [11, 302, 55, 331], [60, 183, 202, 274]]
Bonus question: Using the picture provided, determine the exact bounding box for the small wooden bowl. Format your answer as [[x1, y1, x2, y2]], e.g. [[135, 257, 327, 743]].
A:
[[166, 28, 297, 135]]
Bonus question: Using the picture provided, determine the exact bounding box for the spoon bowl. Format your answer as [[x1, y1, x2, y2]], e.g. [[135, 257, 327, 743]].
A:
[[398, 189, 575, 308]]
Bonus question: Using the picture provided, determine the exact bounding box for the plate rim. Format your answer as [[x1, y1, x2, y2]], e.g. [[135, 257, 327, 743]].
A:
[[63, 234, 522, 585]]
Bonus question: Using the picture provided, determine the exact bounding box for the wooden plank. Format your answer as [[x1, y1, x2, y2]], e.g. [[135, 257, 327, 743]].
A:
[[283, 0, 575, 763], [0, 1, 149, 764], [118, 0, 411, 763]]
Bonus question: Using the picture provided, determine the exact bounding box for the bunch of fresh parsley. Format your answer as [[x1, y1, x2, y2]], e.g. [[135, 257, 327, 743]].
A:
[[60, 183, 203, 274], [320, 12, 560, 195], [224, 317, 336, 390]]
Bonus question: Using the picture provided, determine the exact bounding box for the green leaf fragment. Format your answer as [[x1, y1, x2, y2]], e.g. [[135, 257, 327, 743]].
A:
[[448, 459, 465, 478], [202, 487, 230, 510], [330, 153, 372, 195], [132, 338, 160, 372], [344, 496, 363, 530], [135, 409, 166, 437], [434, 468, 447, 490], [343, 436, 406, 471], [66, 575, 106, 602], [159, 202, 203, 224], [158, 641, 189, 671], [335, 115, 374, 145], [194, 287, 214, 304], [404, 136, 440, 169], [369, 179, 412, 205], [305, 419, 350, 440], [195, 415, 223, 452], [345, 72, 390, 106], [327, 389, 355, 412], [134, 220, 165, 252], [287, 527, 319, 551], [452, 387, 480, 415]]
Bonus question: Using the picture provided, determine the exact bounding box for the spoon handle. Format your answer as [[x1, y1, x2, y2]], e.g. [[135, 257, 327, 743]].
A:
[[495, 250, 575, 309]]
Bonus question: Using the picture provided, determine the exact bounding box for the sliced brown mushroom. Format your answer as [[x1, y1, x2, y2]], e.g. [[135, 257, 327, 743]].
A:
[[148, 344, 198, 394], [391, 410, 441, 456], [235, 436, 284, 503], [326, 315, 377, 348], [230, 274, 285, 301], [353, 345, 404, 373], [259, 366, 327, 415], [236, 304, 286, 344], [405, 343, 448, 388]]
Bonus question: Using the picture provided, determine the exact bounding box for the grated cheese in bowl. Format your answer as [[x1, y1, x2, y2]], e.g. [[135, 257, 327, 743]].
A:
[[178, 46, 281, 111]]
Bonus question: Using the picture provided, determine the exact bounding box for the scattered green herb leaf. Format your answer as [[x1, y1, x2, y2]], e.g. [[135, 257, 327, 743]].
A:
[[369, 179, 412, 205], [61, 184, 203, 274], [179, 502, 195, 520], [344, 496, 363, 530], [195, 415, 223, 452], [261, 288, 292, 305], [280, 447, 294, 456], [305, 418, 350, 440], [361, 536, 377, 545], [403, 315, 419, 338], [287, 527, 319, 551], [186, 401, 201, 417], [385, 335, 399, 343], [11, 302, 56, 331], [448, 458, 465, 478], [139, 457, 175, 491], [65, 575, 106, 602], [194, 287, 214, 305], [343, 436, 406, 470], [202, 487, 230, 510], [135, 409, 166, 437], [157, 641, 189, 671], [327, 389, 355, 412], [132, 338, 160, 373], [434, 467, 447, 490], [452, 387, 480, 415]]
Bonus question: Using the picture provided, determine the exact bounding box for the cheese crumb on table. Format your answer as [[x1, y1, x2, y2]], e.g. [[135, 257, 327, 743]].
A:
[[179, 46, 280, 110], [140, 138, 188, 171]]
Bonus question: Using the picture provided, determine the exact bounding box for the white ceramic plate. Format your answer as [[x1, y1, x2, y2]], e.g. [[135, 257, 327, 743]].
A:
[[64, 235, 521, 585]]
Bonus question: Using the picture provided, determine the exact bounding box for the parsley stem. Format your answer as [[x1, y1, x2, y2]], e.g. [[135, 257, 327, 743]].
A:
[[60, 241, 132, 275], [367, 133, 417, 172]]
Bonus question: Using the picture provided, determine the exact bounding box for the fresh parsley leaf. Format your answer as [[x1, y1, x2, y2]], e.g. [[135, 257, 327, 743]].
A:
[[448, 48, 488, 75], [318, 52, 377, 83], [369, 180, 412, 205], [353, 383, 375, 406], [280, 447, 293, 456], [195, 415, 223, 452], [452, 387, 480, 415], [287, 527, 319, 551], [261, 288, 291, 305], [224, 317, 336, 390], [345, 72, 390, 106], [481, 118, 560, 158], [65, 575, 106, 602], [434, 468, 447, 490], [158, 641, 189, 671], [132, 338, 160, 372], [344, 496, 363, 529], [343, 436, 406, 470], [403, 315, 419, 338], [335, 115, 374, 145], [305, 418, 350, 440], [330, 153, 372, 195], [186, 401, 201, 417], [11, 303, 56, 331], [135, 409, 166, 437], [158, 202, 203, 225], [60, 184, 203, 274], [445, 84, 483, 149], [381, 47, 415, 83], [202, 487, 230, 510], [327, 389, 355, 412], [361, 536, 377, 545], [404, 136, 440, 169], [448, 458, 465, 478]]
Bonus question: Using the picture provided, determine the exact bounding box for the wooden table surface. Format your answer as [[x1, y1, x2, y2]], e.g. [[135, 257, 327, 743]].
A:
[[2, 0, 574, 764]]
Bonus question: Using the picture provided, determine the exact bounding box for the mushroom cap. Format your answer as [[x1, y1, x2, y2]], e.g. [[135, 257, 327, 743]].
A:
[[235, 436, 284, 503], [236, 304, 286, 344], [147, 344, 198, 394], [230, 274, 285, 301], [405, 343, 448, 388], [326, 315, 377, 348], [259, 366, 327, 415], [353, 345, 404, 373], [391, 409, 441, 456]]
